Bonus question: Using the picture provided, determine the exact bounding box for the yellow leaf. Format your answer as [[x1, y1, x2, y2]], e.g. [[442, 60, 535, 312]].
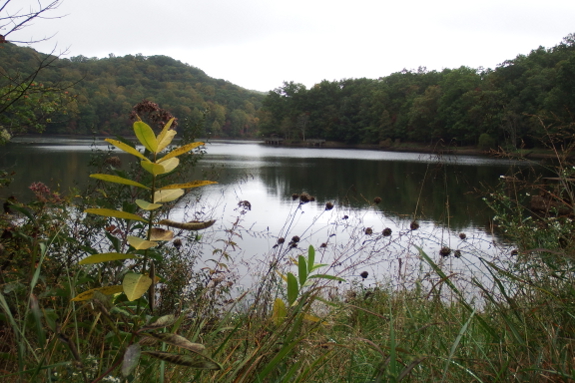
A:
[[157, 130, 177, 153], [123, 273, 153, 301], [140, 160, 166, 175], [71, 285, 124, 301], [90, 174, 150, 190], [105, 138, 149, 161], [154, 189, 185, 203], [127, 236, 158, 250], [275, 270, 288, 283], [157, 120, 177, 152], [79, 253, 138, 264], [134, 121, 158, 153], [159, 180, 217, 190], [85, 208, 146, 222], [272, 298, 287, 325], [158, 157, 179, 173], [135, 199, 162, 211], [158, 141, 204, 163]]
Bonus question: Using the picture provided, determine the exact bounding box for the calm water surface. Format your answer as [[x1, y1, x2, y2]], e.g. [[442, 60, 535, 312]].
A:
[[1, 138, 529, 290]]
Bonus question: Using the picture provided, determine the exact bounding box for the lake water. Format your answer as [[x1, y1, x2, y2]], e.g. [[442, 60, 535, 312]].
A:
[[0, 137, 528, 292]]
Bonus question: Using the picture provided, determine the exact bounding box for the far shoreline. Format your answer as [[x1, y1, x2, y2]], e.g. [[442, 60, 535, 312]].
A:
[[9, 134, 562, 160]]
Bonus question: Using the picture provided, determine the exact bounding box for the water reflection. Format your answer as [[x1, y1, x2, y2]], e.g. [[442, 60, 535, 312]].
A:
[[1, 138, 528, 291]]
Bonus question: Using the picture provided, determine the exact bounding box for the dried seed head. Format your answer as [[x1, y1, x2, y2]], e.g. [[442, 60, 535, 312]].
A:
[[277, 237, 285, 244], [410, 221, 420, 230], [292, 193, 299, 200], [511, 249, 518, 256], [439, 247, 451, 257], [342, 215, 349, 220], [382, 228, 392, 236], [173, 238, 182, 249], [325, 202, 334, 210], [373, 196, 382, 204], [300, 192, 312, 203], [105, 156, 121, 168], [291, 236, 300, 243], [238, 200, 251, 210], [365, 227, 373, 235], [459, 233, 466, 240], [320, 242, 327, 248], [360, 271, 369, 279], [454, 250, 462, 258]]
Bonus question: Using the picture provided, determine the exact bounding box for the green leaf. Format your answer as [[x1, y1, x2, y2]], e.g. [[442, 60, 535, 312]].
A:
[[272, 298, 287, 325], [123, 273, 153, 301], [308, 245, 315, 270], [105, 138, 148, 161], [90, 174, 150, 190], [158, 141, 203, 163], [134, 121, 158, 153], [144, 332, 205, 353], [159, 180, 217, 190], [122, 344, 141, 377], [135, 199, 162, 211], [79, 253, 138, 264], [85, 208, 147, 222], [143, 351, 221, 370], [154, 189, 185, 203], [287, 272, 299, 305], [308, 274, 346, 282], [127, 236, 158, 250], [309, 263, 329, 272], [140, 160, 166, 175], [298, 255, 308, 286]]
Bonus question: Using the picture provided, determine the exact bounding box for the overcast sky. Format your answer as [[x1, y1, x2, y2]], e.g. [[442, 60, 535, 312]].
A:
[[8, 0, 575, 92]]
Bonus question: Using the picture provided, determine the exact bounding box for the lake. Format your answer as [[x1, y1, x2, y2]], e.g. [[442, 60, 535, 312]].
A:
[[0, 137, 527, 292]]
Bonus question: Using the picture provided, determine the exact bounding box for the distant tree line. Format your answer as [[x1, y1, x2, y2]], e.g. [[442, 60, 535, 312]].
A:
[[0, 44, 264, 137], [260, 34, 575, 148], [2, 34, 575, 146]]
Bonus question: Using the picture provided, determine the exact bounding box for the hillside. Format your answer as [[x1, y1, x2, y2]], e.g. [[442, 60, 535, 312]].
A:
[[0, 43, 264, 137]]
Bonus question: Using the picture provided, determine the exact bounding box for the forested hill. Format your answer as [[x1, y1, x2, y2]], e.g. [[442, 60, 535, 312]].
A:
[[3, 34, 575, 146], [260, 34, 575, 149], [0, 43, 264, 137]]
